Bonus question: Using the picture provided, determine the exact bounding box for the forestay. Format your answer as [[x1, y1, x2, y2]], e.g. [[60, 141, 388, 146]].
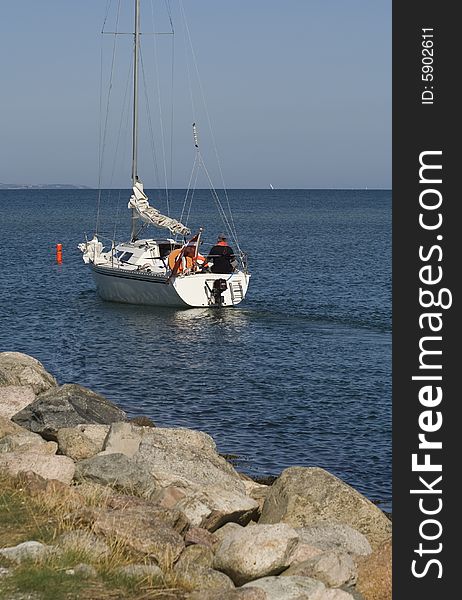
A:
[[128, 180, 191, 236]]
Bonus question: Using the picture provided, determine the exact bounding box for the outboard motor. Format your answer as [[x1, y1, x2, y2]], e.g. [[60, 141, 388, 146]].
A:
[[211, 278, 227, 306]]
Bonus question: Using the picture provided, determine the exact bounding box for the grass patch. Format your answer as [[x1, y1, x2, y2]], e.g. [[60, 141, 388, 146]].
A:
[[0, 472, 188, 599]]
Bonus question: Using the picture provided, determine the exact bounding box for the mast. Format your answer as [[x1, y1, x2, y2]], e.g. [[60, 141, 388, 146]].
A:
[[131, 0, 141, 241]]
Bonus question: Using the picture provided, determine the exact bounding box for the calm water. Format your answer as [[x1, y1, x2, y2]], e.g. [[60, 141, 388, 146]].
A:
[[0, 189, 391, 509]]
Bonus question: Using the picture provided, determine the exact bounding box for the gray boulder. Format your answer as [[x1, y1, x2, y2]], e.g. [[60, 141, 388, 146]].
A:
[[92, 507, 185, 566], [213, 523, 299, 585], [0, 415, 24, 439], [134, 428, 258, 529], [0, 352, 56, 394], [296, 524, 372, 558], [282, 550, 357, 587], [56, 427, 99, 461], [259, 467, 391, 549], [243, 576, 356, 599], [0, 451, 75, 484], [102, 421, 143, 457], [187, 590, 266, 600], [55, 530, 110, 559], [0, 431, 57, 455], [117, 563, 163, 580], [175, 544, 215, 570], [174, 565, 235, 592], [11, 384, 126, 440], [0, 541, 51, 563], [74, 452, 158, 498]]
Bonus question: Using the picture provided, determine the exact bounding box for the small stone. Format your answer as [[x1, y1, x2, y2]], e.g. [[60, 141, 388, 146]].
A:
[[117, 564, 164, 579], [174, 565, 234, 592], [56, 427, 99, 461], [0, 567, 10, 578], [0, 541, 51, 563], [66, 563, 97, 578], [102, 422, 143, 457], [175, 545, 215, 570], [56, 530, 110, 559], [184, 527, 217, 549]]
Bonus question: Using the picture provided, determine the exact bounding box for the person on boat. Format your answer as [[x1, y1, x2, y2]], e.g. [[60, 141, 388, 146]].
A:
[[207, 234, 236, 274], [168, 245, 208, 274]]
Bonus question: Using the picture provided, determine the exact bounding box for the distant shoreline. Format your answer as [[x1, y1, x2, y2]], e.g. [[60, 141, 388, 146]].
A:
[[0, 184, 91, 190], [0, 185, 392, 191]]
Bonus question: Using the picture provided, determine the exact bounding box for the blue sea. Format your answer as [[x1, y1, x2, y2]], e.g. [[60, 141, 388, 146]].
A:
[[0, 189, 391, 509]]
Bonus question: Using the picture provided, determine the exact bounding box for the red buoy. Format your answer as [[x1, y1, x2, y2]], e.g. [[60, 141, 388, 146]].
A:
[[56, 243, 63, 264]]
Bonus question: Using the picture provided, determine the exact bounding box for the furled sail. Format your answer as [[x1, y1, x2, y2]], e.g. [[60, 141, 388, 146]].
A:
[[128, 180, 191, 236]]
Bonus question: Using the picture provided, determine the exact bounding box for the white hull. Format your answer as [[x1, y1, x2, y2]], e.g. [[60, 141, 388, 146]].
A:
[[91, 264, 250, 308]]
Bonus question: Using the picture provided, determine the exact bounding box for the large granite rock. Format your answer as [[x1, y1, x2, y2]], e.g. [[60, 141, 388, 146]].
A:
[[0, 415, 24, 439], [282, 550, 357, 587], [0, 352, 56, 394], [0, 430, 57, 455], [174, 565, 235, 593], [133, 428, 258, 529], [56, 427, 99, 461], [213, 523, 299, 585], [102, 421, 144, 457], [0, 451, 75, 484], [11, 384, 126, 440], [356, 538, 392, 600], [296, 524, 372, 558], [74, 452, 158, 498], [243, 576, 356, 599], [259, 468, 391, 549], [92, 506, 185, 566], [55, 530, 110, 559], [175, 544, 215, 570], [187, 590, 266, 600], [0, 386, 36, 419]]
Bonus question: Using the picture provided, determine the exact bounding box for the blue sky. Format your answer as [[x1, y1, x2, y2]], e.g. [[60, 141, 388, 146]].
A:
[[0, 1, 391, 189]]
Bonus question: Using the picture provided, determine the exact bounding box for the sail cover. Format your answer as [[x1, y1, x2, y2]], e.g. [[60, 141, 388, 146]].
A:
[[128, 181, 190, 236]]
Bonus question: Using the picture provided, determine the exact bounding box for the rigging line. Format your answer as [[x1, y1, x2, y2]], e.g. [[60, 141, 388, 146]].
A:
[[109, 60, 133, 236], [178, 0, 240, 246], [179, 152, 199, 224], [101, 0, 113, 34], [96, 0, 122, 235], [150, 0, 170, 217], [197, 150, 242, 253], [179, 0, 196, 124], [112, 189, 123, 241], [140, 48, 161, 192], [185, 164, 199, 227], [168, 0, 175, 200]]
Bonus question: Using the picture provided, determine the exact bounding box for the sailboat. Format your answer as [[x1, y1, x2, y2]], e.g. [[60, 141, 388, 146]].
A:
[[78, 0, 250, 308]]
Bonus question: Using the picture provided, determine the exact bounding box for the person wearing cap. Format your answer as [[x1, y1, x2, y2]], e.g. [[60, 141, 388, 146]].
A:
[[207, 234, 236, 274]]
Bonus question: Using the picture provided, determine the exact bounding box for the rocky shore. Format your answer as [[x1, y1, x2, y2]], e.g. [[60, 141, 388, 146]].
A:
[[0, 352, 391, 600]]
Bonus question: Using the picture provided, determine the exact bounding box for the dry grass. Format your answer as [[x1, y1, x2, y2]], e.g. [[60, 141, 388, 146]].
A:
[[0, 472, 188, 599]]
